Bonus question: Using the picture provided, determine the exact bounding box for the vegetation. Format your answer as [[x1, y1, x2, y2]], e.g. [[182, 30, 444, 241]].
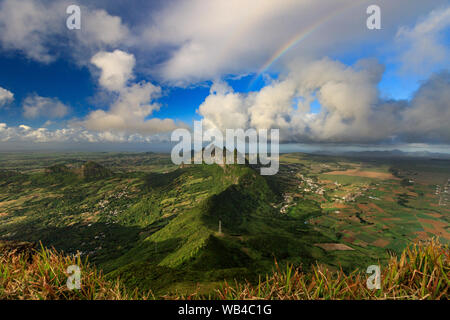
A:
[[0, 151, 449, 298], [0, 240, 447, 300], [0, 241, 144, 300], [213, 239, 449, 300]]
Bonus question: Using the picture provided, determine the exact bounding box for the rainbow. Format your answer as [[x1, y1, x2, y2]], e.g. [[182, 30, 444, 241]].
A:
[[249, 0, 368, 88]]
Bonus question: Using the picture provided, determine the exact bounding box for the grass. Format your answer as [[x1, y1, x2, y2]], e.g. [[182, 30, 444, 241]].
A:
[[211, 238, 449, 300], [0, 242, 146, 300], [1, 239, 447, 300], [318, 174, 375, 185]]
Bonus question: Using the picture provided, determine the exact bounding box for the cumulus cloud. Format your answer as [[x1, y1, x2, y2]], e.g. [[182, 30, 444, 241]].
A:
[[139, 0, 449, 84], [198, 81, 250, 130], [22, 95, 70, 119], [0, 0, 447, 84], [396, 5, 450, 75], [91, 50, 136, 91], [0, 86, 14, 107], [0, 122, 170, 144], [401, 71, 450, 141], [0, 0, 129, 63], [198, 59, 450, 144], [143, 0, 342, 83], [76, 8, 129, 48], [0, 0, 448, 148], [82, 81, 180, 134], [0, 0, 58, 62], [83, 50, 183, 134]]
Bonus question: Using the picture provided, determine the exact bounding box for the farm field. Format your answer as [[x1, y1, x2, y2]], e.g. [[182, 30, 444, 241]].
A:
[[278, 153, 450, 254]]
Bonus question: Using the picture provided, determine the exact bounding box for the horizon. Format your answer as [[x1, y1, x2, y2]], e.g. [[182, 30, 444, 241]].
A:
[[2, 144, 450, 157]]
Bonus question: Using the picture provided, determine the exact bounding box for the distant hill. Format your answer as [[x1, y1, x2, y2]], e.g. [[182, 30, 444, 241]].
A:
[[79, 161, 112, 180], [41, 161, 112, 185], [45, 164, 72, 174], [313, 149, 450, 159], [0, 169, 20, 179]]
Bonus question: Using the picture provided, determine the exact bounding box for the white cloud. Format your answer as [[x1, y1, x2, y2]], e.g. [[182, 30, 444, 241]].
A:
[[0, 86, 14, 107], [139, 0, 449, 84], [0, 0, 58, 62], [198, 81, 249, 130], [83, 50, 185, 134], [91, 50, 136, 91], [82, 81, 178, 134], [0, 0, 129, 63], [396, 5, 450, 75], [198, 59, 450, 144], [0, 122, 170, 144], [22, 95, 70, 119], [0, 0, 448, 148], [0, 0, 447, 84], [143, 0, 330, 83], [77, 8, 129, 48], [401, 71, 450, 141]]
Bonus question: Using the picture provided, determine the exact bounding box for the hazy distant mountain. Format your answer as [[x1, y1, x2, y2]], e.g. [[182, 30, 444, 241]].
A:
[[313, 149, 450, 159]]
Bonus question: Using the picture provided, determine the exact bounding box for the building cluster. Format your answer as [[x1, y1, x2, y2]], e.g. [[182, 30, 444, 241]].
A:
[[437, 179, 449, 206], [279, 193, 294, 214], [297, 174, 325, 195]]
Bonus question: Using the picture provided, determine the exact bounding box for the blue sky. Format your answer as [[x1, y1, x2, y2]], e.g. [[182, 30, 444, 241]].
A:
[[0, 0, 449, 152]]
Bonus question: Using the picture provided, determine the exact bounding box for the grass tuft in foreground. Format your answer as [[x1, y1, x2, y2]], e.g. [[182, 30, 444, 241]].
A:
[[0, 239, 448, 300], [0, 242, 147, 300], [213, 238, 449, 300]]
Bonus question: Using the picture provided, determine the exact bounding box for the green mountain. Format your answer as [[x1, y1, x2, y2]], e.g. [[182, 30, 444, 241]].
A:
[[0, 152, 396, 296], [100, 162, 371, 294], [79, 161, 112, 180], [41, 161, 112, 183]]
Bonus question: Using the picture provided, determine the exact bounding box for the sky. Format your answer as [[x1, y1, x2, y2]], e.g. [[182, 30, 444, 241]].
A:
[[0, 0, 449, 152]]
